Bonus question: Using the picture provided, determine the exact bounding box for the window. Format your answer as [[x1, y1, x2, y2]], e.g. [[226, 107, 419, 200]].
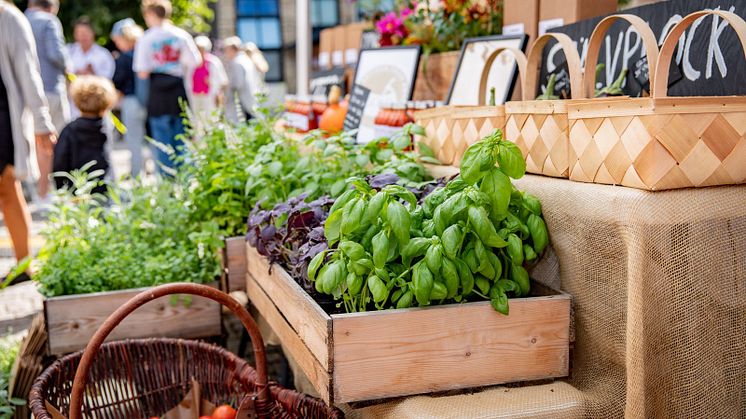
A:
[[311, 0, 339, 28], [236, 0, 283, 82]]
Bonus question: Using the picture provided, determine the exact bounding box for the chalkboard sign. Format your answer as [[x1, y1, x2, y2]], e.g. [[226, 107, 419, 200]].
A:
[[343, 84, 371, 132], [538, 0, 746, 98], [310, 68, 347, 97]]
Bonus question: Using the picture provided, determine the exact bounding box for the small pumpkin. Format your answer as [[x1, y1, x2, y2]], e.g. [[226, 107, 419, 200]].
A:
[[319, 85, 347, 134]]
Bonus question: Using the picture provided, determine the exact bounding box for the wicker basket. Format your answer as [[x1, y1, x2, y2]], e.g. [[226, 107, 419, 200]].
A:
[[568, 11, 746, 190], [504, 33, 582, 178], [415, 47, 527, 166], [29, 283, 344, 419]]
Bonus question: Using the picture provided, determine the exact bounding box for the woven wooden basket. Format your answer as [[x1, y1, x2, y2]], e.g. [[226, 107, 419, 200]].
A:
[[504, 33, 582, 178], [415, 47, 527, 166], [568, 11, 746, 190], [29, 283, 344, 419]]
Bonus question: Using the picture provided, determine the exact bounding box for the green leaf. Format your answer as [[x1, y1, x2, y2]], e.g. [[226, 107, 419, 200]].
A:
[[455, 259, 474, 296], [480, 168, 512, 221], [511, 264, 530, 297], [460, 142, 485, 185], [527, 214, 549, 254], [340, 241, 365, 260], [475, 275, 491, 295], [387, 200, 411, 246], [324, 209, 343, 243], [431, 281, 447, 300], [413, 262, 434, 306], [496, 141, 526, 179], [441, 224, 463, 260], [468, 206, 508, 248], [396, 290, 414, 308], [366, 191, 388, 224], [506, 233, 524, 265], [347, 272, 364, 295], [367, 275, 388, 303], [341, 197, 366, 235], [441, 258, 459, 299], [425, 243, 443, 273], [307, 251, 326, 281], [491, 292, 509, 315], [372, 230, 389, 269]]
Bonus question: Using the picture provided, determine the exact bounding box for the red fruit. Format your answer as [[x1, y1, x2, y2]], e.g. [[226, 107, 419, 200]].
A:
[[212, 405, 237, 419]]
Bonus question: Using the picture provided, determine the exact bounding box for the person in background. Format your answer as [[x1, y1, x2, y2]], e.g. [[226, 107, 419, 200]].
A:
[[111, 18, 147, 178], [223, 37, 266, 123], [187, 35, 227, 131], [24, 0, 70, 207], [68, 16, 115, 79], [53, 76, 115, 195], [134, 0, 201, 175], [0, 0, 56, 285]]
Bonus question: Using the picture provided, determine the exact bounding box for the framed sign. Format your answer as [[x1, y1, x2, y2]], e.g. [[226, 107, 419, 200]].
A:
[[310, 68, 347, 97], [343, 46, 421, 143], [446, 34, 528, 105]]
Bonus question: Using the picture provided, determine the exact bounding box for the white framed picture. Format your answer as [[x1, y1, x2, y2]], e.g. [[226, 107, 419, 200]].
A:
[[446, 34, 527, 106], [344, 46, 421, 144]]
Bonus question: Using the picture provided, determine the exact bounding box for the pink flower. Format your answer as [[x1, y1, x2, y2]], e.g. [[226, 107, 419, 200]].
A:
[[376, 11, 408, 45], [400, 7, 414, 18]]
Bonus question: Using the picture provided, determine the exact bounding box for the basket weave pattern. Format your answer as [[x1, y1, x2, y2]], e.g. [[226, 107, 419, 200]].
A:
[[505, 109, 569, 178], [569, 111, 746, 189], [418, 108, 506, 165]]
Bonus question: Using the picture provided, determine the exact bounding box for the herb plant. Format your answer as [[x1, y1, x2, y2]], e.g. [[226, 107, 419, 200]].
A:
[[0, 335, 23, 418], [309, 130, 549, 315]]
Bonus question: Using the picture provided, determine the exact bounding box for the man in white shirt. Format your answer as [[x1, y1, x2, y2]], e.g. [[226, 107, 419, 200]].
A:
[[133, 0, 201, 175], [67, 17, 115, 79]]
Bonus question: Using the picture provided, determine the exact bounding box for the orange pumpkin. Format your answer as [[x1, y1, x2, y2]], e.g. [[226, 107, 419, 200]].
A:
[[319, 85, 347, 134]]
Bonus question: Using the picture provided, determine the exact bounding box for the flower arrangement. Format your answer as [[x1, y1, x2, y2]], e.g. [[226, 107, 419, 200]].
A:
[[374, 0, 503, 54]]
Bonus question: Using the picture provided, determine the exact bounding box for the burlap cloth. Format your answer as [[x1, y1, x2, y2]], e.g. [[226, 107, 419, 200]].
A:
[[260, 175, 746, 418]]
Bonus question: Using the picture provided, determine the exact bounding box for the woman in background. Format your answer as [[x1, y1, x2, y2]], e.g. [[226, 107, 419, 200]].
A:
[[111, 18, 147, 178], [0, 0, 56, 285], [222, 36, 267, 123], [188, 36, 227, 131]]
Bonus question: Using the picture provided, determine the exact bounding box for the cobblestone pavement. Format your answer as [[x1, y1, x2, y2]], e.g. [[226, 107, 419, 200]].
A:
[[0, 142, 136, 334]]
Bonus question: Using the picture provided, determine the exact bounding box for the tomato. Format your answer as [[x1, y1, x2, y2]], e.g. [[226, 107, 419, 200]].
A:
[[212, 405, 237, 419]]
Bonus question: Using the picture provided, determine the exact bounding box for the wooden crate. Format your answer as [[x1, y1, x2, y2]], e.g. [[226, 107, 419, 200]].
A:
[[45, 281, 222, 355], [246, 245, 571, 405], [224, 236, 247, 292]]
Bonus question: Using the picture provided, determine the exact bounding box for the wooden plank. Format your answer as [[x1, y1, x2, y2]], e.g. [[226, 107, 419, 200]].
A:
[[225, 236, 247, 292], [45, 282, 222, 355], [246, 275, 332, 403], [246, 245, 331, 370], [331, 294, 570, 403]]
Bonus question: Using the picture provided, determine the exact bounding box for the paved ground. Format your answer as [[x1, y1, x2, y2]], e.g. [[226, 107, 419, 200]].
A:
[[0, 141, 137, 334]]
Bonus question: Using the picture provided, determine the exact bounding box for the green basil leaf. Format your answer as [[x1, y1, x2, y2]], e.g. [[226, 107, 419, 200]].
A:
[[506, 233, 524, 265], [347, 272, 364, 295], [523, 193, 542, 215], [367, 275, 388, 303], [491, 292, 509, 315], [366, 191, 388, 224], [468, 205, 508, 248], [329, 189, 355, 214], [324, 209, 343, 244], [341, 198, 366, 235], [464, 247, 479, 273], [413, 262, 434, 306], [431, 281, 447, 300], [441, 258, 459, 299], [497, 279, 519, 294], [480, 167, 512, 221], [510, 264, 530, 296], [396, 290, 414, 308], [372, 230, 389, 269], [340, 241, 366, 260], [307, 251, 326, 281], [475, 275, 491, 295], [425, 243, 443, 273], [441, 224, 463, 260], [455, 259, 474, 296], [527, 214, 549, 254], [460, 142, 485, 185], [401, 237, 431, 265], [387, 200, 411, 246], [497, 140, 526, 179], [523, 244, 538, 262], [488, 251, 503, 280]]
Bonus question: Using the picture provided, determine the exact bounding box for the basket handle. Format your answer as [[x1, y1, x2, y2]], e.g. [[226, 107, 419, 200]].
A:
[[582, 14, 660, 99], [68, 283, 269, 419], [477, 47, 528, 105], [524, 32, 583, 100], [652, 10, 746, 98]]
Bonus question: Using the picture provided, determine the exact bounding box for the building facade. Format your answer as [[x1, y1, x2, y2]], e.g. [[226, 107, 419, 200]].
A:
[[215, 0, 360, 92]]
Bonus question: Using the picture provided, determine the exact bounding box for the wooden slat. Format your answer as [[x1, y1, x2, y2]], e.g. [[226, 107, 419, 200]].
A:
[[331, 294, 571, 403], [246, 275, 332, 403], [45, 282, 221, 355], [245, 245, 331, 370], [225, 236, 247, 292]]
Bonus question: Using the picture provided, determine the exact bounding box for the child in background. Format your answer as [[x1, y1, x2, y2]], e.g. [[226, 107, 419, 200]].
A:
[[53, 75, 116, 195]]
